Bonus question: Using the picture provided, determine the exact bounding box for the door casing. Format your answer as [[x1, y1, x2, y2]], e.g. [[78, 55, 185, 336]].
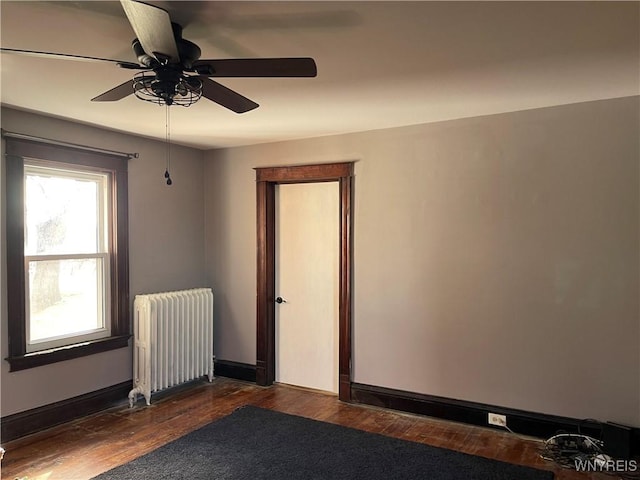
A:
[[255, 162, 354, 401]]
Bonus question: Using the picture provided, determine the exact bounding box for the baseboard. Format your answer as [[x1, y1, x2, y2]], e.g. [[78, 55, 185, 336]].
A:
[[2, 361, 252, 443], [214, 359, 257, 383], [1, 381, 131, 443], [351, 382, 639, 452]]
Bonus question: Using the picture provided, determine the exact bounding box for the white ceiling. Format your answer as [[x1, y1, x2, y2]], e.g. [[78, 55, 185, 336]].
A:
[[1, 1, 638, 150]]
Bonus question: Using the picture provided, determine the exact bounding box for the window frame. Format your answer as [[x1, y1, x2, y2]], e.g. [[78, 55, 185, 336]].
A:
[[24, 163, 112, 352], [5, 137, 130, 372]]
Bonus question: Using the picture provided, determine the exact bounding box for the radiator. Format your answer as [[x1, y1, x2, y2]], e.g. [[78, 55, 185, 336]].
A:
[[128, 288, 214, 407]]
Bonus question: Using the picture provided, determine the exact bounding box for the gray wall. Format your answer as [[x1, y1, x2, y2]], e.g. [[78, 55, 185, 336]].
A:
[[1, 107, 207, 417], [2, 97, 637, 426], [204, 97, 639, 426]]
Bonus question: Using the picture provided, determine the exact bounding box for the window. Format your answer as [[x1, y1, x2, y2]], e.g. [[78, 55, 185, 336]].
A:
[[24, 163, 112, 352], [5, 137, 130, 371]]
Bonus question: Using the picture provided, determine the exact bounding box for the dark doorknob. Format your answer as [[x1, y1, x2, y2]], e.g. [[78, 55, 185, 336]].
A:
[[276, 297, 287, 304]]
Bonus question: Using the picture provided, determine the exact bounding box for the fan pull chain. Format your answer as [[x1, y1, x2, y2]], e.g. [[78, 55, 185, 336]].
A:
[[164, 104, 173, 186]]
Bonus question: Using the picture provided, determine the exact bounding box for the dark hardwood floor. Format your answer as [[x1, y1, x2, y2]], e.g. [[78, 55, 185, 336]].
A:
[[0, 378, 614, 479]]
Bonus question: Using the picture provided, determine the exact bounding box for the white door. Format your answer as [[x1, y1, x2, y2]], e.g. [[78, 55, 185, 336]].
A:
[[275, 182, 339, 394]]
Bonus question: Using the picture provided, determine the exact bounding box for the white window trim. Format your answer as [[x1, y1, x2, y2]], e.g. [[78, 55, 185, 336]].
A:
[[23, 162, 113, 353]]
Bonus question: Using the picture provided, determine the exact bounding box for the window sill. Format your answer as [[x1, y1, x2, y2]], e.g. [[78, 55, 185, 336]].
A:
[[5, 335, 131, 372]]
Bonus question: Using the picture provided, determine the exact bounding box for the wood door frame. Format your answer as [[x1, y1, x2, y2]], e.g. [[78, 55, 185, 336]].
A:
[[255, 162, 354, 401]]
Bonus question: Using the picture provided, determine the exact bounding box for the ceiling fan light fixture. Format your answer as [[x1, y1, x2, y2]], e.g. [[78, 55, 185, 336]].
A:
[[133, 71, 202, 107]]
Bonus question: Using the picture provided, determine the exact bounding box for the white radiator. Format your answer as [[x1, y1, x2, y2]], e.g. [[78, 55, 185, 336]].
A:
[[128, 288, 214, 407]]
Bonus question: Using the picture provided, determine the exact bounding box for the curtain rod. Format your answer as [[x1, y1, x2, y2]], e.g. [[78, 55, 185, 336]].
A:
[[1, 129, 139, 159]]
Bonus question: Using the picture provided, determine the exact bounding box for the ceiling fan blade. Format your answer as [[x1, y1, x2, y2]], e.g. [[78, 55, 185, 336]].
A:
[[200, 78, 259, 113], [91, 80, 135, 102], [192, 58, 317, 78], [0, 47, 142, 69], [120, 0, 179, 63]]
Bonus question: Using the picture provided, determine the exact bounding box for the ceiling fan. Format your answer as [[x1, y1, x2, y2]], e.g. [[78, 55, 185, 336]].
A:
[[0, 0, 317, 113]]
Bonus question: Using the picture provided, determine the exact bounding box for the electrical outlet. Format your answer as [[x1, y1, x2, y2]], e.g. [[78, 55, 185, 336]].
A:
[[488, 413, 507, 427]]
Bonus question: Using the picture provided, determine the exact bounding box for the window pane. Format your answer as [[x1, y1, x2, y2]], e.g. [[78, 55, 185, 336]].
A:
[[25, 171, 102, 255], [28, 258, 105, 343]]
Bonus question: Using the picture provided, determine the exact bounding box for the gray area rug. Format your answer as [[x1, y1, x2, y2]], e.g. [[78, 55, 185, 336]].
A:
[[93, 405, 554, 479]]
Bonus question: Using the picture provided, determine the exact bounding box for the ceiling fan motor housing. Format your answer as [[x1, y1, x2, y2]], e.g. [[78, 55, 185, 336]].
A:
[[129, 22, 203, 105], [131, 23, 201, 69]]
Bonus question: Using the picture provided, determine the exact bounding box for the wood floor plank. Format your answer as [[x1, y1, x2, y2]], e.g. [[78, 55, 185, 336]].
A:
[[0, 378, 616, 480]]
